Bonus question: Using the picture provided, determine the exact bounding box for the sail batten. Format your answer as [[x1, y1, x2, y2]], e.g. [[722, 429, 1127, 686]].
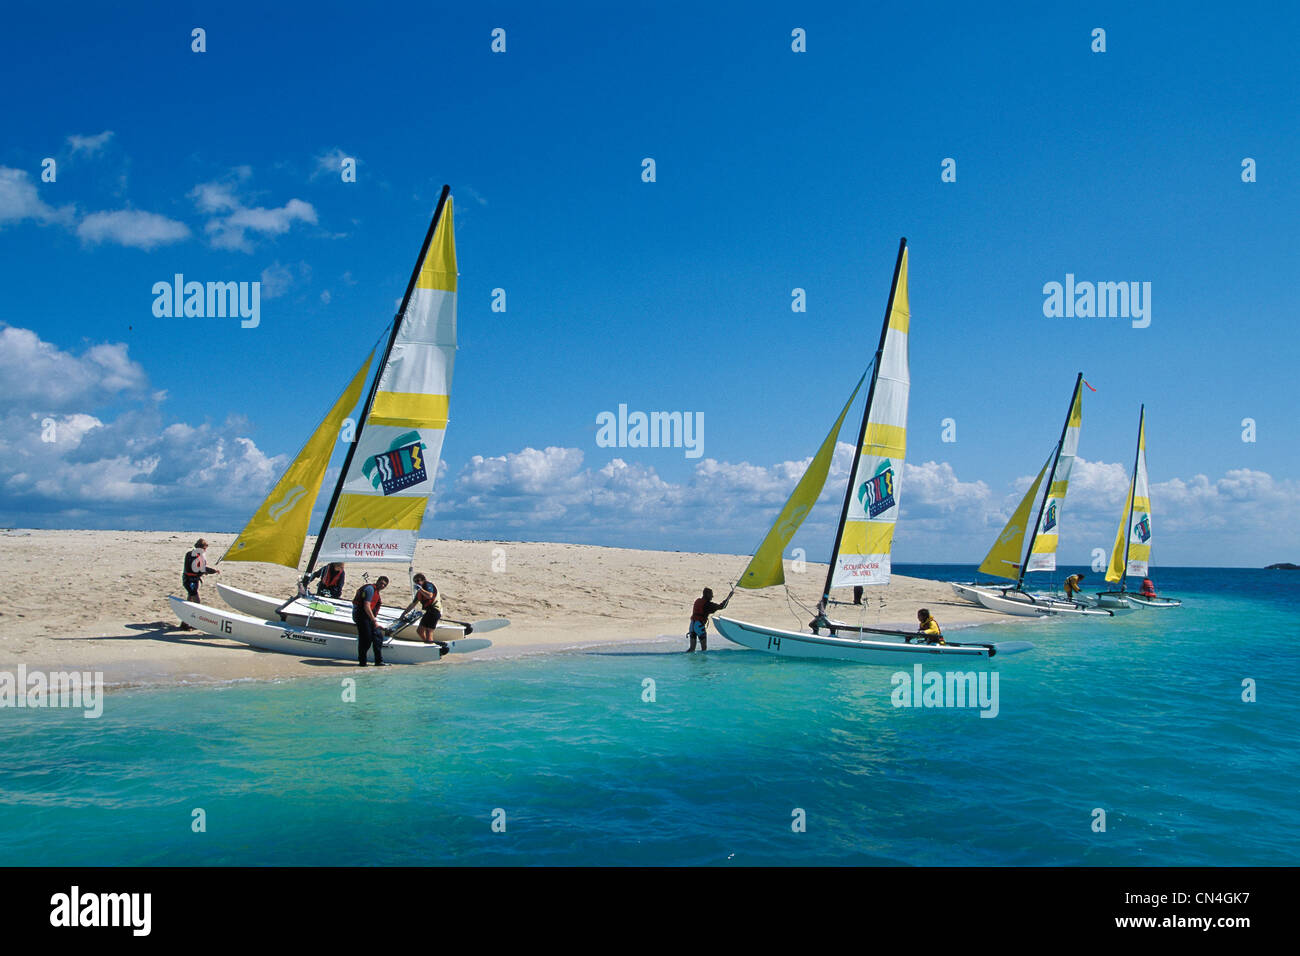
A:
[[310, 187, 457, 568]]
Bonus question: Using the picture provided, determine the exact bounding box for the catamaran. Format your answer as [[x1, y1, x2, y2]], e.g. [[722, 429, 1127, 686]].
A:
[[713, 239, 1033, 664], [175, 186, 508, 661], [949, 374, 1114, 618], [1094, 405, 1182, 609]]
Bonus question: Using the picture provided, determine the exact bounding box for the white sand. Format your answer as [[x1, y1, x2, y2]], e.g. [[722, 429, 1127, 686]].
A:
[[0, 529, 1020, 688]]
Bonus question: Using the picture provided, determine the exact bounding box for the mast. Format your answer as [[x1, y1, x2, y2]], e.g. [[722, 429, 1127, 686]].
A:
[[1017, 372, 1083, 591], [1119, 404, 1144, 592], [820, 236, 907, 612], [306, 184, 452, 573]]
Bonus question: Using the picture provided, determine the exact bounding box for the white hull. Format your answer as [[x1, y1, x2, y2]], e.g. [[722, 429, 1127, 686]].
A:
[[713, 617, 1033, 665], [170, 597, 490, 663], [1097, 590, 1182, 609], [216, 582, 467, 640], [950, 581, 998, 605], [973, 589, 1113, 618]]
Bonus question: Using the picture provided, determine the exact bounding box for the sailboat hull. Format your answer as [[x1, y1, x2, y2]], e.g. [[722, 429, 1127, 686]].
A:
[[713, 616, 1033, 664], [215, 582, 479, 641], [170, 597, 490, 663], [950, 582, 1005, 605], [973, 589, 1113, 617], [1096, 590, 1182, 609]]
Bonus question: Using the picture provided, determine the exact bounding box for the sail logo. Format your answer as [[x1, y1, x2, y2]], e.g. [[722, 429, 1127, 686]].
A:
[[365, 432, 427, 495], [774, 504, 810, 541], [996, 524, 1021, 546], [1134, 514, 1151, 542], [858, 462, 896, 518], [268, 485, 307, 521], [1042, 500, 1058, 533]]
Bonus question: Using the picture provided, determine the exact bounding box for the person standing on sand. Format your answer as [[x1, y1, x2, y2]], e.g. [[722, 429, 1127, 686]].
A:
[[352, 576, 390, 666], [179, 539, 220, 630], [687, 587, 733, 653]]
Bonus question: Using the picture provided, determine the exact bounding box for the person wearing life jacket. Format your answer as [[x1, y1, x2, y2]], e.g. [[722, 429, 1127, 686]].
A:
[[351, 576, 390, 666], [687, 586, 732, 653], [179, 538, 220, 630], [914, 608, 945, 645], [305, 562, 346, 598], [401, 573, 448, 652], [1063, 573, 1086, 603], [1140, 578, 1157, 598]]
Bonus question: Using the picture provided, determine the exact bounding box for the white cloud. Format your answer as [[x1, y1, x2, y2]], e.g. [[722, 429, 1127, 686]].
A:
[[190, 172, 317, 252], [0, 325, 148, 410], [0, 167, 74, 228], [66, 130, 114, 155], [312, 148, 359, 180], [76, 209, 190, 249], [260, 262, 295, 299]]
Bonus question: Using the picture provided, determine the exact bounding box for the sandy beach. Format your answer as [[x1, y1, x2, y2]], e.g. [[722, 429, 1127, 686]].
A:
[[0, 529, 1022, 688]]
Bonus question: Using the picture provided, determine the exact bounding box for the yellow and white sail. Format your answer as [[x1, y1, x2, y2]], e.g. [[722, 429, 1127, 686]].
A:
[[977, 454, 1052, 582], [315, 193, 457, 565], [1025, 374, 1083, 574], [1107, 407, 1151, 582], [223, 354, 373, 569], [829, 244, 909, 589], [737, 372, 866, 590]]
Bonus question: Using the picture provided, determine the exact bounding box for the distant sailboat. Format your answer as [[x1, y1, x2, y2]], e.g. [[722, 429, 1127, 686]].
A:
[[1095, 405, 1182, 609], [173, 187, 508, 661], [714, 239, 1033, 663], [949, 374, 1115, 617]]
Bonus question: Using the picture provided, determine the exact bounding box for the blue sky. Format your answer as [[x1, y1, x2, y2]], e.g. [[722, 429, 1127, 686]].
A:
[[1, 0, 1296, 567]]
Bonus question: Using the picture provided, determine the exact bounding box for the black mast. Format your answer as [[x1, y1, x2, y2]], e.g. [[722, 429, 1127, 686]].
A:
[[819, 236, 907, 614], [1017, 372, 1083, 591], [1118, 404, 1144, 592], [305, 184, 452, 573]]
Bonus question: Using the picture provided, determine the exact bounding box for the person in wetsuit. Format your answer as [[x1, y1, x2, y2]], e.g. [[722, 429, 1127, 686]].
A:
[[687, 587, 732, 653], [179, 538, 220, 630], [305, 562, 346, 598], [401, 573, 448, 653], [1063, 573, 1086, 603], [352, 576, 390, 666]]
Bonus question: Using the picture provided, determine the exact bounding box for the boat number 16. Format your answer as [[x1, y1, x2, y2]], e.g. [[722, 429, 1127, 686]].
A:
[[220, 620, 232, 635]]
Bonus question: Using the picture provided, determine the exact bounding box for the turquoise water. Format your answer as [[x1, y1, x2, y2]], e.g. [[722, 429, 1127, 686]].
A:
[[1, 567, 1296, 866]]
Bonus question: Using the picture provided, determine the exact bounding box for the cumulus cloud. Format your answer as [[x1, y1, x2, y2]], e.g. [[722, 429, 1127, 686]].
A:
[[190, 170, 317, 252], [76, 209, 191, 249], [0, 167, 74, 228], [67, 130, 114, 155], [0, 325, 148, 410]]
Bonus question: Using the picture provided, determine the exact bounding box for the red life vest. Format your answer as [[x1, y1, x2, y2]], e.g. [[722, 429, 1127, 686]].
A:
[[182, 549, 204, 578], [321, 565, 344, 588], [352, 585, 382, 613], [415, 584, 438, 608]]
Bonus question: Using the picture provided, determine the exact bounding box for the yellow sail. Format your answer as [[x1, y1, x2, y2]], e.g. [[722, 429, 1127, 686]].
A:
[[224, 353, 373, 569], [1107, 408, 1151, 583], [738, 372, 866, 589], [1025, 376, 1084, 572], [977, 455, 1051, 581], [316, 192, 457, 565]]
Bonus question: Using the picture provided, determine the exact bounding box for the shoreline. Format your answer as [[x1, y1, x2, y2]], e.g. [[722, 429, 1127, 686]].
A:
[[0, 529, 1026, 692]]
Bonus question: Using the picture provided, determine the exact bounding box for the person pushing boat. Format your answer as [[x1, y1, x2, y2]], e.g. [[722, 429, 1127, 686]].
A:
[[912, 608, 945, 645], [687, 587, 733, 653], [1063, 573, 1086, 603], [352, 576, 390, 666], [179, 538, 220, 630], [304, 562, 346, 598], [401, 573, 448, 652]]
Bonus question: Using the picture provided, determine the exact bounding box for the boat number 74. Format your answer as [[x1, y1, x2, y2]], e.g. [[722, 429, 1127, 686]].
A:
[[767, 636, 781, 650]]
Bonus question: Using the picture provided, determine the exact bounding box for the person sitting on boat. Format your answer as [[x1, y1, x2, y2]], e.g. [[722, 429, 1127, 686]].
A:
[[401, 573, 449, 653], [179, 538, 220, 630], [1063, 573, 1086, 603], [351, 576, 390, 667], [304, 562, 346, 599], [687, 587, 733, 653], [913, 608, 945, 645], [1140, 578, 1157, 597]]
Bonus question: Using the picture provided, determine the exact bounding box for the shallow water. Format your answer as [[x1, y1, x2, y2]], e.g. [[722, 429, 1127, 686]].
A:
[[1, 566, 1296, 865]]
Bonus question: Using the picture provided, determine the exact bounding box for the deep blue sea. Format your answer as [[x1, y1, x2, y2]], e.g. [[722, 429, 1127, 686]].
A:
[[1, 566, 1296, 866]]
